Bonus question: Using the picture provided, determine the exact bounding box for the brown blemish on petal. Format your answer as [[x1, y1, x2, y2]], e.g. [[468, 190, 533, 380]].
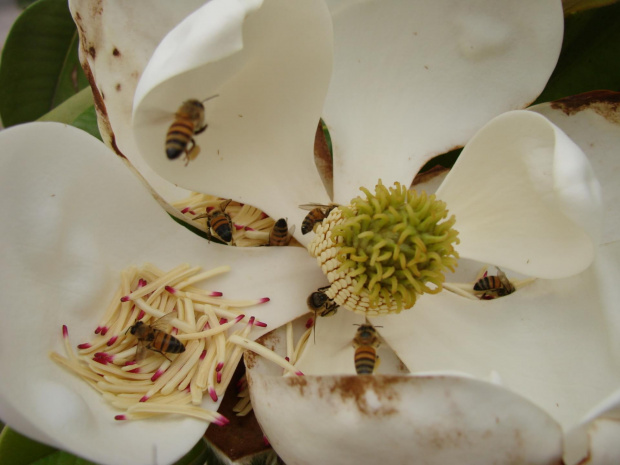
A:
[[115, 83, 121, 92], [329, 375, 400, 418], [412, 164, 449, 186], [88, 46, 96, 59], [112, 48, 120, 57], [314, 120, 333, 199], [550, 90, 620, 124]]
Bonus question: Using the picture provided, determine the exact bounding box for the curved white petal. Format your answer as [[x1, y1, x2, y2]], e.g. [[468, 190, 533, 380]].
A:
[[132, 0, 333, 242], [0, 123, 323, 465], [68, 0, 206, 202], [323, 0, 564, 202], [529, 92, 620, 245], [373, 239, 620, 435], [247, 362, 563, 464], [435, 110, 602, 278]]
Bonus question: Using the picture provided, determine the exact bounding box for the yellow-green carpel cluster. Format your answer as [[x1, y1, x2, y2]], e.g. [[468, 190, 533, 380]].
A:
[[308, 181, 460, 316]]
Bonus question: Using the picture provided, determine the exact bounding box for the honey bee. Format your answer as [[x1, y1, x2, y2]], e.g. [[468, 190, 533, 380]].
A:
[[307, 286, 339, 318], [165, 95, 218, 166], [268, 218, 294, 246], [194, 199, 234, 245], [307, 286, 339, 343], [127, 312, 185, 361], [352, 324, 381, 375], [473, 267, 515, 297], [299, 203, 338, 235]]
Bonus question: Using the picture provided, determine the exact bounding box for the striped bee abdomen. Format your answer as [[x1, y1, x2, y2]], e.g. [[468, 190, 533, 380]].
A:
[[354, 346, 377, 375]]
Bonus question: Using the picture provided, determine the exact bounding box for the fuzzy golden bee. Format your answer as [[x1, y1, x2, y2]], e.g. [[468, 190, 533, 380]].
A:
[[299, 203, 338, 235], [352, 324, 381, 375], [128, 312, 185, 361], [473, 267, 515, 297], [268, 218, 294, 246], [165, 95, 218, 166], [194, 199, 234, 245]]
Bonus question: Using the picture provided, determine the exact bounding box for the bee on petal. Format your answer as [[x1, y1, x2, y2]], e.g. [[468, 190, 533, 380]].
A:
[[352, 323, 381, 375], [473, 267, 515, 298], [166, 95, 218, 166]]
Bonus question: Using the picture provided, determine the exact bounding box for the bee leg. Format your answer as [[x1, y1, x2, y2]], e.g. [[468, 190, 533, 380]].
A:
[[317, 285, 331, 293], [147, 345, 172, 362], [185, 143, 201, 166], [194, 123, 208, 135]]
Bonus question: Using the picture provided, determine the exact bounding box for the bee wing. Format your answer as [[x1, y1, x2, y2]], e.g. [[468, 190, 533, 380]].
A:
[[287, 224, 296, 238], [150, 311, 178, 332], [298, 203, 330, 211], [135, 339, 148, 362], [219, 199, 233, 211]]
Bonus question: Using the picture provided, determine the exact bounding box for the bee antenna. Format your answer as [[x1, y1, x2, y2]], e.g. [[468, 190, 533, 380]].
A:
[[202, 94, 219, 103]]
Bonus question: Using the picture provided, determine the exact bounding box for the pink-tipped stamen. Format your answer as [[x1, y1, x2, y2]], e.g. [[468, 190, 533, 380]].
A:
[[100, 326, 109, 336], [200, 350, 207, 361], [255, 320, 268, 328], [137, 310, 145, 320], [181, 207, 190, 214], [234, 223, 245, 231], [138, 278, 147, 288], [216, 372, 222, 384], [94, 326, 102, 334], [107, 336, 118, 346], [115, 414, 127, 421], [94, 352, 114, 365], [219, 318, 228, 325], [285, 356, 290, 362], [295, 371, 304, 376], [209, 387, 218, 402], [171, 327, 178, 336], [62, 325, 69, 338], [128, 367, 141, 374], [259, 297, 270, 304], [124, 360, 137, 366], [248, 316, 255, 325], [77, 342, 92, 350], [215, 362, 224, 372], [165, 285, 176, 294], [209, 291, 223, 297], [213, 414, 229, 426], [151, 369, 164, 382], [120, 295, 130, 302], [234, 314, 245, 323], [139, 395, 149, 402], [244, 226, 255, 231], [305, 318, 314, 329], [263, 436, 270, 446]]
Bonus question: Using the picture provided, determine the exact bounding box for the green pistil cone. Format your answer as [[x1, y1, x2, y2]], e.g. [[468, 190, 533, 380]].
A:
[[310, 180, 459, 315]]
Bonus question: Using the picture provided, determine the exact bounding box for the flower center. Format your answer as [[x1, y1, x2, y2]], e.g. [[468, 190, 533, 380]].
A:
[[308, 180, 460, 316]]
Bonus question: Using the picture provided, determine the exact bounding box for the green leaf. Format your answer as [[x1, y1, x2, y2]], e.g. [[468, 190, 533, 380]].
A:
[[0, 427, 56, 465], [535, 1, 620, 104], [31, 451, 97, 465], [0, 0, 89, 127], [70, 105, 102, 141]]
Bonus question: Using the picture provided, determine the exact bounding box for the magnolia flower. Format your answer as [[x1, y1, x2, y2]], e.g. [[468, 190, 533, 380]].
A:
[[0, 1, 618, 465]]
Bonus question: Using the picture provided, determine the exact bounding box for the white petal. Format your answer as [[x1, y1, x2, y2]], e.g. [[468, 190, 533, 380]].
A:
[[435, 110, 602, 279], [323, 0, 563, 202], [132, 0, 333, 241], [68, 0, 206, 202], [247, 367, 563, 464], [374, 239, 620, 434], [0, 123, 323, 465], [530, 92, 620, 245]]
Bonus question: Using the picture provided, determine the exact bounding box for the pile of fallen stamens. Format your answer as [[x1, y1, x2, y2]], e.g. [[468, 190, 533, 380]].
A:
[[51, 263, 301, 425]]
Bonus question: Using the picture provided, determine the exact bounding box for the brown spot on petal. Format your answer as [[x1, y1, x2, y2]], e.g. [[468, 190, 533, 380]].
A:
[[115, 83, 121, 92], [550, 90, 620, 124], [112, 47, 120, 57], [88, 46, 96, 59], [330, 375, 400, 418]]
